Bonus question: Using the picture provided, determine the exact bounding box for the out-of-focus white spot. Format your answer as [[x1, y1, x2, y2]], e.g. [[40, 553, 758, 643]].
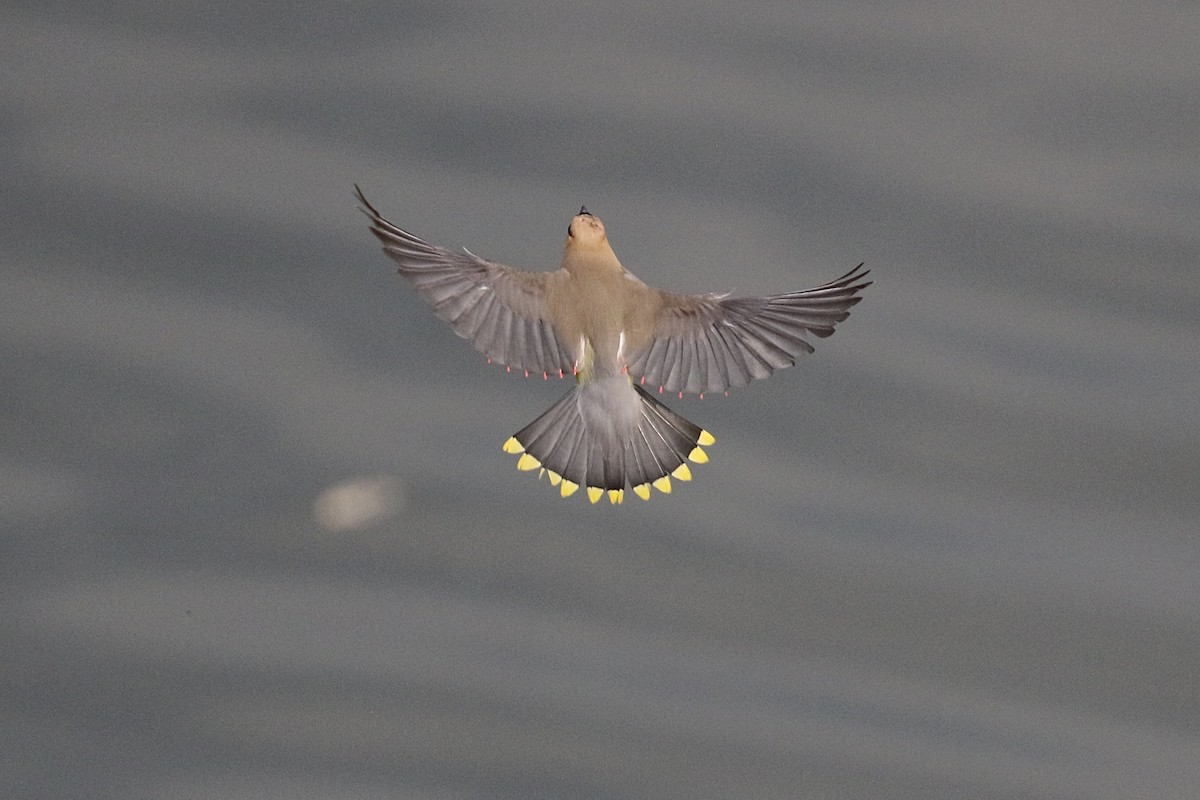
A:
[[312, 475, 406, 532]]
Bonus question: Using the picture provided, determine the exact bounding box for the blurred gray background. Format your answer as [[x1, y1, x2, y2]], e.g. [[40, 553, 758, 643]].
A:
[[3, 2, 1199, 798]]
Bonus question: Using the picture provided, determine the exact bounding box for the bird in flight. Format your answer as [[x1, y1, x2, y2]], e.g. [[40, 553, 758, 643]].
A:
[[357, 187, 870, 504]]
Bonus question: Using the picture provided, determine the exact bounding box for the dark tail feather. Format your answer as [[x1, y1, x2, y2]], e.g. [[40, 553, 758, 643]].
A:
[[502, 379, 714, 504]]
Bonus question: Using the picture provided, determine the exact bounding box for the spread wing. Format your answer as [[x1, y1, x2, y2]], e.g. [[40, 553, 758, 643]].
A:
[[626, 264, 871, 395], [357, 187, 573, 375]]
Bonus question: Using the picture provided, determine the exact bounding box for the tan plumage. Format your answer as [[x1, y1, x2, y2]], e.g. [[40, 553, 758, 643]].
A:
[[356, 186, 871, 504]]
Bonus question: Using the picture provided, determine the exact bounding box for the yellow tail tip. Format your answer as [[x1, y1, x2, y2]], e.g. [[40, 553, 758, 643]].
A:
[[688, 446, 709, 464], [672, 463, 692, 481], [587, 486, 604, 504], [516, 453, 541, 471], [607, 489, 624, 504], [546, 469, 563, 486], [560, 479, 580, 498], [633, 483, 651, 501], [698, 430, 716, 446], [653, 475, 672, 494], [502, 437, 525, 454]]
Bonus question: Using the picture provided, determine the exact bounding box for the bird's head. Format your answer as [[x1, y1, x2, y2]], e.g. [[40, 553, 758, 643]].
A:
[[566, 206, 608, 250]]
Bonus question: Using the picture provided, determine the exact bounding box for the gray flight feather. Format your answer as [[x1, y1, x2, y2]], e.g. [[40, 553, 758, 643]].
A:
[[357, 186, 574, 375], [627, 263, 872, 395]]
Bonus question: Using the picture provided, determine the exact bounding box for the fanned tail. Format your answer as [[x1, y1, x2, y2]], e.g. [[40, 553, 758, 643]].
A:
[[502, 376, 714, 504]]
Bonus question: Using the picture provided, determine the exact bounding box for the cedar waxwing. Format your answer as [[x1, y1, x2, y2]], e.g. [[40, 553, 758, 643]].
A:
[[357, 187, 870, 504]]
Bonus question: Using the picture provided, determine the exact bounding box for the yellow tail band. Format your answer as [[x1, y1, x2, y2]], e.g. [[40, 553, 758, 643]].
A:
[[503, 428, 714, 503]]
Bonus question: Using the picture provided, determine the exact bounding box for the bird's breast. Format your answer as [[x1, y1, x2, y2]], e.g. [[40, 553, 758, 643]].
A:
[[548, 274, 642, 380]]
